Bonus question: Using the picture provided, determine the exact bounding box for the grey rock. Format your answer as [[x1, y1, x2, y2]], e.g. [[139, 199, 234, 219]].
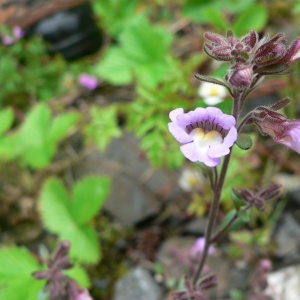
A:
[[266, 264, 300, 300], [273, 213, 300, 263], [182, 218, 208, 236], [74, 131, 178, 225], [114, 266, 163, 300]]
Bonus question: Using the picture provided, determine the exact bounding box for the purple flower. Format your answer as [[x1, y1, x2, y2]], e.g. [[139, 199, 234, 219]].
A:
[[250, 104, 300, 153], [191, 238, 215, 256], [78, 73, 98, 90], [76, 288, 93, 300], [168, 107, 237, 167], [2, 26, 23, 45]]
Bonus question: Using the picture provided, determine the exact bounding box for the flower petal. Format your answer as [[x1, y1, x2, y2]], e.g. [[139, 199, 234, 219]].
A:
[[208, 127, 237, 158], [180, 142, 199, 162], [169, 108, 184, 122], [203, 96, 223, 106], [168, 122, 193, 144]]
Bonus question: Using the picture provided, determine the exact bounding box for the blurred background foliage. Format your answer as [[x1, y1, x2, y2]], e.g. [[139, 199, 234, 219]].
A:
[[0, 0, 300, 299]]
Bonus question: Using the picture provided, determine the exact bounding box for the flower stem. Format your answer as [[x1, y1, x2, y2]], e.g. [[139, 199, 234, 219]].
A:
[[192, 151, 232, 284], [210, 204, 252, 243], [193, 92, 242, 285]]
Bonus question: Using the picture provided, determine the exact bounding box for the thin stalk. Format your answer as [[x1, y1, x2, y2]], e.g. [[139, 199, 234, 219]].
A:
[[193, 151, 232, 284], [210, 204, 252, 243], [213, 167, 218, 190], [193, 91, 243, 284], [237, 111, 253, 133]]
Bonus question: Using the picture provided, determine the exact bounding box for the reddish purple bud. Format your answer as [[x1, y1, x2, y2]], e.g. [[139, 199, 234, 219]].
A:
[[32, 270, 49, 280], [238, 183, 281, 210], [277, 37, 300, 63], [198, 274, 218, 290], [270, 97, 291, 111], [227, 64, 253, 88], [258, 183, 281, 201], [53, 240, 70, 261], [204, 32, 227, 46], [239, 188, 254, 203]]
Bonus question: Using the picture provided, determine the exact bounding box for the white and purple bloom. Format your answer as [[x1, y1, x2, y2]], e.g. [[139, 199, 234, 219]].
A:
[[78, 73, 98, 90], [2, 26, 23, 45], [168, 107, 237, 167]]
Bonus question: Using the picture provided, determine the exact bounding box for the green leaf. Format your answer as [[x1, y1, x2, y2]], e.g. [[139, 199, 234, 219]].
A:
[[96, 14, 172, 87], [0, 108, 14, 135], [231, 188, 243, 210], [120, 14, 173, 63], [65, 264, 90, 288], [84, 105, 122, 151], [235, 133, 253, 150], [203, 8, 228, 30], [229, 288, 244, 300], [220, 209, 236, 229], [18, 104, 53, 168], [39, 176, 109, 263], [92, 0, 139, 36], [70, 176, 110, 224], [39, 178, 74, 233], [60, 224, 101, 264], [183, 0, 218, 23], [237, 208, 250, 222], [16, 104, 78, 168], [0, 246, 45, 300], [96, 47, 133, 85], [233, 4, 268, 37], [48, 112, 79, 143]]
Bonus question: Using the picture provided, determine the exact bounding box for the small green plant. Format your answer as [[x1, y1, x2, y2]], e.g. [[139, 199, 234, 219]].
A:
[[95, 14, 173, 88], [39, 175, 110, 264], [183, 0, 267, 36], [84, 105, 122, 150], [0, 242, 90, 300], [0, 103, 79, 168], [92, 0, 140, 36], [0, 246, 45, 300]]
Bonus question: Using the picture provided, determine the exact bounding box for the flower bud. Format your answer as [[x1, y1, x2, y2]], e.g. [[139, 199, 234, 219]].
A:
[[227, 64, 253, 88], [198, 274, 218, 290], [53, 241, 70, 261], [32, 270, 49, 280]]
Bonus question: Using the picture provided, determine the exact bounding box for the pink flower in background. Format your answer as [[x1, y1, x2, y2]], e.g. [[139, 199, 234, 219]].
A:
[[2, 26, 24, 45], [168, 107, 237, 167], [78, 73, 98, 90], [191, 237, 215, 256], [76, 288, 93, 300]]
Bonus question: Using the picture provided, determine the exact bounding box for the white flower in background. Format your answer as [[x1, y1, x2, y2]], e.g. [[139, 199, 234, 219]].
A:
[[198, 81, 227, 105], [178, 168, 204, 192]]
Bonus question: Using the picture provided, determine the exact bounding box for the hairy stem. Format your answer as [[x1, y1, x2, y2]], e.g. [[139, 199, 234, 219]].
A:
[[210, 204, 252, 243], [193, 152, 232, 284], [193, 92, 242, 284]]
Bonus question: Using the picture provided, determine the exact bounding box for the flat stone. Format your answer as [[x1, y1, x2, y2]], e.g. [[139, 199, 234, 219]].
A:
[[73, 131, 178, 225], [273, 213, 300, 263], [266, 264, 300, 300], [182, 218, 208, 236], [114, 266, 163, 300]]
